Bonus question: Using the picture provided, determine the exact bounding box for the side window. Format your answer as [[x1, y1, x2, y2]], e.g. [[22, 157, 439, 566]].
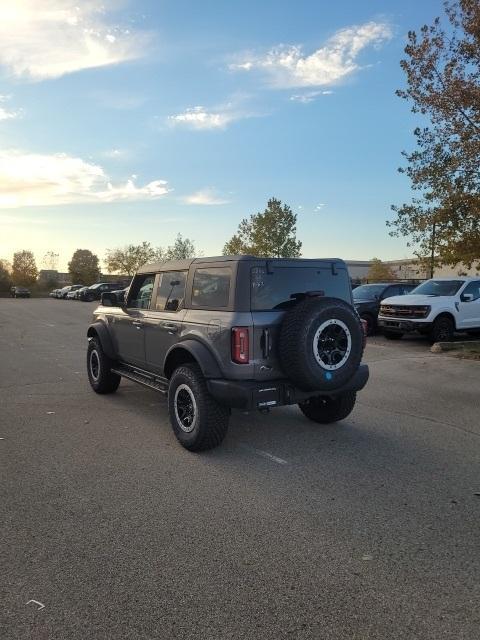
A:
[[461, 281, 480, 301], [128, 274, 155, 309], [155, 271, 187, 312], [192, 267, 231, 308], [384, 286, 400, 298]]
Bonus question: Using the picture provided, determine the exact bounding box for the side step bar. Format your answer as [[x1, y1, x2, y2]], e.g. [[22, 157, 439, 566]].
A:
[[111, 364, 169, 394]]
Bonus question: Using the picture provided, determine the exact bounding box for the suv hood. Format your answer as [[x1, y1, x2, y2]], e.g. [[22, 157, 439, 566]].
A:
[[381, 294, 449, 305]]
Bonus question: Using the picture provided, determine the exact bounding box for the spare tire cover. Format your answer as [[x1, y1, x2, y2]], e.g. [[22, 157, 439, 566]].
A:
[[279, 297, 364, 392]]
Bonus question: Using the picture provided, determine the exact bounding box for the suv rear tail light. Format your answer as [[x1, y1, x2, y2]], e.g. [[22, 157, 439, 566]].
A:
[[232, 327, 249, 364]]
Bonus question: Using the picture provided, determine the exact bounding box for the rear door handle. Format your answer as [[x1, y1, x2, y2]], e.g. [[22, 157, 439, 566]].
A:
[[161, 322, 179, 333]]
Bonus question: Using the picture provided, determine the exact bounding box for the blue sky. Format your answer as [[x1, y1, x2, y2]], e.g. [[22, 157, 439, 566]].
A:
[[0, 0, 441, 270]]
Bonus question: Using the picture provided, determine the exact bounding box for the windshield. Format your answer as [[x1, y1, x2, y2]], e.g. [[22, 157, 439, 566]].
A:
[[410, 280, 464, 297], [352, 285, 386, 301]]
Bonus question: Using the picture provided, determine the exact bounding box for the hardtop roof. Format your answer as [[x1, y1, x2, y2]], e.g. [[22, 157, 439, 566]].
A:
[[137, 255, 346, 274]]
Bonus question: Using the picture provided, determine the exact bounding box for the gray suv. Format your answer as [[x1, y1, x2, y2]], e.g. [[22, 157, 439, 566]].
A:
[[86, 256, 369, 451]]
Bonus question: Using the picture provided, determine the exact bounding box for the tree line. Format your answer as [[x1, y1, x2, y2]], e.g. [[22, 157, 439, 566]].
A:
[[2, 2, 478, 291], [1, 199, 305, 291]]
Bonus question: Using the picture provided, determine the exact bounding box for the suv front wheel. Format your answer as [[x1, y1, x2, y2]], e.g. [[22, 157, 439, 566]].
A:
[[168, 364, 229, 451], [299, 392, 356, 424], [87, 338, 121, 394]]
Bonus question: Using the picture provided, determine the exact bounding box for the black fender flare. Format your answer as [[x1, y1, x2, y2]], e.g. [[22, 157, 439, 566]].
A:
[[164, 340, 222, 379], [87, 322, 116, 360]]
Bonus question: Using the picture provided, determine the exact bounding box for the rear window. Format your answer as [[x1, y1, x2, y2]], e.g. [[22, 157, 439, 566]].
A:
[[251, 266, 350, 310], [192, 267, 231, 308]]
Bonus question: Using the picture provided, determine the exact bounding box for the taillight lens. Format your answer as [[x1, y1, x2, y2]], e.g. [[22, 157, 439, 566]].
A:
[[232, 327, 249, 364]]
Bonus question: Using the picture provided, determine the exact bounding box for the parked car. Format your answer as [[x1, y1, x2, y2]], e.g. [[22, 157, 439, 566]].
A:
[[59, 284, 83, 299], [378, 277, 480, 343], [11, 286, 31, 298], [353, 282, 417, 335], [58, 286, 72, 299], [49, 289, 59, 297], [75, 286, 89, 300], [82, 282, 128, 302], [86, 256, 369, 451], [66, 286, 83, 299], [110, 287, 128, 305]]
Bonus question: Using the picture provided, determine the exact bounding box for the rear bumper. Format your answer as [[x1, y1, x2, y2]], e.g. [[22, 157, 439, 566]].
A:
[[207, 364, 369, 411], [378, 318, 433, 333]]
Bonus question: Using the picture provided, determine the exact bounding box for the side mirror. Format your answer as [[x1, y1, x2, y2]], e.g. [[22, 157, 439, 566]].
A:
[[461, 293, 474, 302], [101, 291, 121, 307]]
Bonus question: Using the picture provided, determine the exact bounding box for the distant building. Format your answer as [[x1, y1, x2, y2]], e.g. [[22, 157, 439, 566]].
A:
[[38, 270, 71, 286], [345, 258, 480, 282]]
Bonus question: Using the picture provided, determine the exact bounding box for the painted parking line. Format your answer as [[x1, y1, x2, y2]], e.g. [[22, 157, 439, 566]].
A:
[[238, 443, 288, 465]]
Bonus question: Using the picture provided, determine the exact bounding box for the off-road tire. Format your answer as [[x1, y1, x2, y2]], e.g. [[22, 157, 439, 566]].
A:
[[168, 364, 229, 452], [430, 316, 455, 344], [384, 330, 403, 340], [279, 297, 364, 392], [87, 337, 121, 394], [299, 392, 356, 424]]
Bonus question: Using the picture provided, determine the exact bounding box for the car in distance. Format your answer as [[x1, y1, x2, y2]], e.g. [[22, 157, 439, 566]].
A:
[[10, 286, 31, 298], [73, 286, 87, 300], [86, 256, 369, 452], [58, 285, 72, 299], [110, 287, 128, 305], [378, 277, 480, 343], [353, 282, 417, 335], [66, 286, 83, 300], [82, 282, 127, 302]]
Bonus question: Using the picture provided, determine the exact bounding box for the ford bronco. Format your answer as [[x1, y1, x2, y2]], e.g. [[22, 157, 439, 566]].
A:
[[86, 256, 369, 451]]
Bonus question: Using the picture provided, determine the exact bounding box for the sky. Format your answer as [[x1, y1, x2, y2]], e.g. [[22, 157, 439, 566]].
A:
[[0, 0, 443, 271]]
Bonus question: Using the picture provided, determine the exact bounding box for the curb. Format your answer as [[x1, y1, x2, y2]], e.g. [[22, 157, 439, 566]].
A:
[[431, 340, 480, 353]]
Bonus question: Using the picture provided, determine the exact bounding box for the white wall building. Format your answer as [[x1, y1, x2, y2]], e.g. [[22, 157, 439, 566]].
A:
[[345, 258, 480, 282]]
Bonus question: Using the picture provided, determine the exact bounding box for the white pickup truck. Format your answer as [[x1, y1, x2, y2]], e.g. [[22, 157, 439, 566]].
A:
[[378, 277, 480, 343]]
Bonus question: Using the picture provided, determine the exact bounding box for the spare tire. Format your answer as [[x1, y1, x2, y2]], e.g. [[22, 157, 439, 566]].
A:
[[279, 297, 364, 392]]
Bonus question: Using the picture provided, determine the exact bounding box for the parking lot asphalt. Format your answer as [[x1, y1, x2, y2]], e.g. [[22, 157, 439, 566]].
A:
[[1, 298, 479, 640]]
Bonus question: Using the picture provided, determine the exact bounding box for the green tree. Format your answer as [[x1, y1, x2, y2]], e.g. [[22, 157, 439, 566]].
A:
[[367, 258, 395, 282], [105, 236, 198, 275], [389, 0, 480, 270], [105, 242, 164, 276], [12, 251, 38, 286], [0, 259, 12, 292], [165, 234, 197, 260], [68, 249, 101, 285], [223, 198, 302, 257]]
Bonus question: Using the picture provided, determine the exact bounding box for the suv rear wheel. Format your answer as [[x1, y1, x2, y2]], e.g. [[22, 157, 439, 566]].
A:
[[299, 392, 356, 424], [168, 364, 229, 451], [87, 338, 121, 394]]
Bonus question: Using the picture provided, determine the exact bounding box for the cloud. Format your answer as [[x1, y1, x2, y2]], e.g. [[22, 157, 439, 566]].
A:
[[0, 1, 151, 81], [183, 188, 230, 206], [0, 94, 21, 120], [102, 148, 129, 160], [290, 90, 333, 103], [230, 21, 392, 88], [168, 106, 241, 130], [0, 150, 170, 207]]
